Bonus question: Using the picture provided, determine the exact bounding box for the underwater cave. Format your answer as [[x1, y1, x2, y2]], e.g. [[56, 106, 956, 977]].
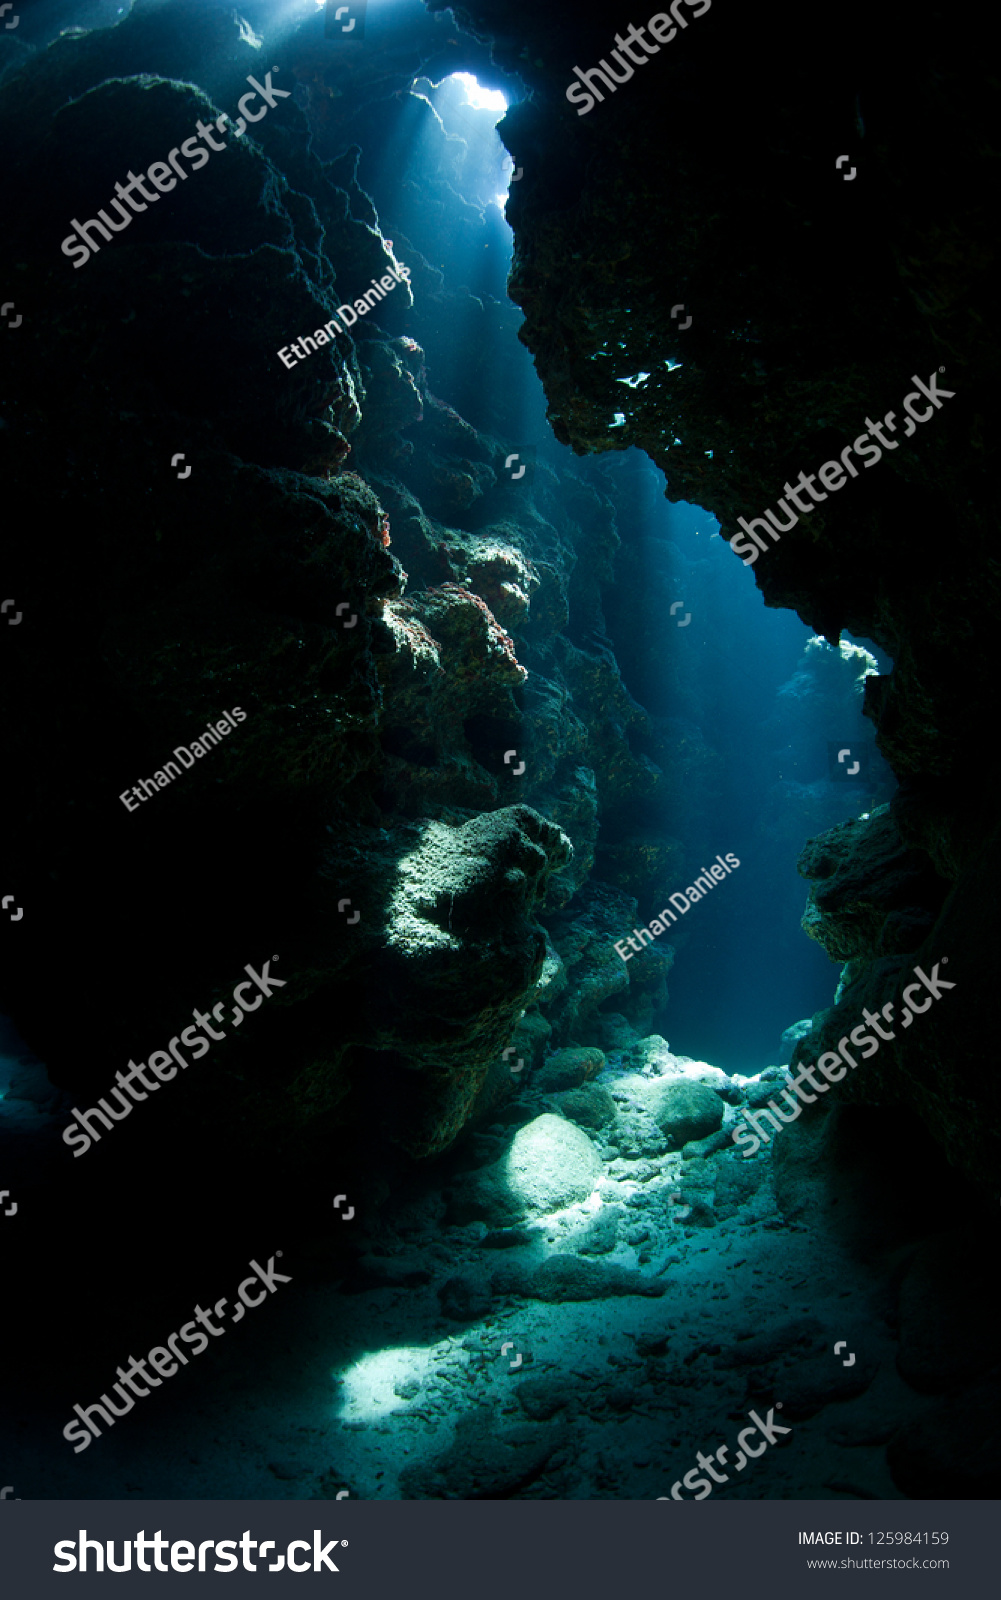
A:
[[0, 0, 997, 1532]]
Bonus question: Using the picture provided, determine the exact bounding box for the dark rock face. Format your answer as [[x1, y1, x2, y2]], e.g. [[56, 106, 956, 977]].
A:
[[895, 1232, 997, 1394], [790, 806, 998, 1186], [493, 0, 995, 723], [799, 807, 946, 965]]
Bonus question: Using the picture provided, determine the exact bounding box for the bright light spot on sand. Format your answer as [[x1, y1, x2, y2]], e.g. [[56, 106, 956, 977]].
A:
[[338, 1347, 435, 1421]]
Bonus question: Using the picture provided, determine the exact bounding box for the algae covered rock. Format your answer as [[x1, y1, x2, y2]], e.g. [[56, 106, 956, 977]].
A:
[[551, 1083, 616, 1130], [647, 1081, 725, 1147], [366, 805, 573, 1156], [534, 1047, 605, 1093]]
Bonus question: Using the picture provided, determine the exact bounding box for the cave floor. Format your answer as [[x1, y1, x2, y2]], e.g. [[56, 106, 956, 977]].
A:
[[3, 1042, 945, 1502]]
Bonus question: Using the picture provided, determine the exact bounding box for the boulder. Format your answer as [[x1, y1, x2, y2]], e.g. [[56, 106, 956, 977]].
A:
[[647, 1081, 725, 1146], [534, 1047, 604, 1093], [742, 1069, 791, 1109], [550, 1083, 616, 1130], [448, 1113, 601, 1225], [609, 1108, 667, 1160], [681, 1128, 732, 1160]]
